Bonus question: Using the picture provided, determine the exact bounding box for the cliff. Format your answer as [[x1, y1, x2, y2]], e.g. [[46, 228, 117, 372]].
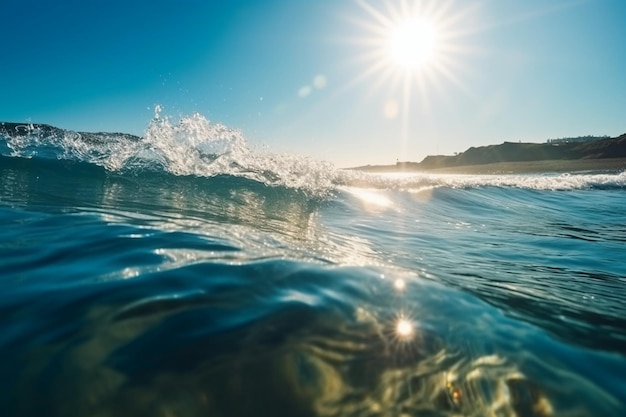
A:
[[416, 135, 626, 170]]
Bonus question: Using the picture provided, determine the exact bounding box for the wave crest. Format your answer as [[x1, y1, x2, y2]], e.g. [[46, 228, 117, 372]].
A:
[[0, 109, 339, 195]]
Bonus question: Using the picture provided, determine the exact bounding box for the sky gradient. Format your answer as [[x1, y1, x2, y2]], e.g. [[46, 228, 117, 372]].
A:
[[2, 0, 625, 167]]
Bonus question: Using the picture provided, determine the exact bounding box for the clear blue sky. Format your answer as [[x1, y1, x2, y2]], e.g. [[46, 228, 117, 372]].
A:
[[2, 0, 625, 167]]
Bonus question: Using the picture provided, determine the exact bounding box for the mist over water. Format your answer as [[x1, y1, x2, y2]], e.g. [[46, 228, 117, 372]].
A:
[[1, 113, 625, 416]]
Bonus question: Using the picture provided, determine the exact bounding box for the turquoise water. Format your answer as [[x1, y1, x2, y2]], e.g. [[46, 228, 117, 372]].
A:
[[1, 117, 625, 416]]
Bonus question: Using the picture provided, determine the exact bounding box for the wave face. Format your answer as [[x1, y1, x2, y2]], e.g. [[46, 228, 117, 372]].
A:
[[1, 114, 626, 416]]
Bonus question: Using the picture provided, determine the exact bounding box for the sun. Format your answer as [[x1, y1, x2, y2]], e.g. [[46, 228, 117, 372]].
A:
[[342, 0, 473, 96], [387, 18, 438, 71], [339, 0, 472, 160]]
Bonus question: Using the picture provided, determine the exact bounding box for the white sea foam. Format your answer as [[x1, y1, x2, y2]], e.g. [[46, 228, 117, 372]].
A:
[[338, 170, 626, 191]]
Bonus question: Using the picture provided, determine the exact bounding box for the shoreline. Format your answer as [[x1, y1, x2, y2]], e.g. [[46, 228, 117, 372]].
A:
[[353, 158, 626, 175]]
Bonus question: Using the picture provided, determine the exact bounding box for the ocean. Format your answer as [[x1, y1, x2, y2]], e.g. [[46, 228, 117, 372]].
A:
[[1, 114, 625, 416]]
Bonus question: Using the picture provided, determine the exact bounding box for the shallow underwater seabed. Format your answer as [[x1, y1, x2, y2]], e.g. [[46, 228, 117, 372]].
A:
[[1, 118, 625, 416]]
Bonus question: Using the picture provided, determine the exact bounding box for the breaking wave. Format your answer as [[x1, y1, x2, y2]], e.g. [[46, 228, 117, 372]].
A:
[[1, 108, 624, 195]]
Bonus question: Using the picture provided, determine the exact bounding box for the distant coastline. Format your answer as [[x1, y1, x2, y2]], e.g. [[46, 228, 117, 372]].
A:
[[352, 133, 626, 174], [0, 122, 141, 144]]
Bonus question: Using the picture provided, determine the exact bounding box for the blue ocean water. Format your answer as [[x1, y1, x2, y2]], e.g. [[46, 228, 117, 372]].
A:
[[1, 115, 625, 416]]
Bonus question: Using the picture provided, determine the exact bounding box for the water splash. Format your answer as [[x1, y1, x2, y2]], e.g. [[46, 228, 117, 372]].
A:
[[140, 108, 339, 194], [0, 109, 339, 195]]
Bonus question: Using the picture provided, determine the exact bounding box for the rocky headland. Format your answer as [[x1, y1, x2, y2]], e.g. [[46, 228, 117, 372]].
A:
[[354, 133, 626, 174]]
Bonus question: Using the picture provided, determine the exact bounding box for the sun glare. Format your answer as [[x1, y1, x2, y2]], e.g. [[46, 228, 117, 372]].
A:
[[388, 18, 438, 70], [342, 0, 473, 160], [395, 317, 414, 339], [344, 0, 472, 102]]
